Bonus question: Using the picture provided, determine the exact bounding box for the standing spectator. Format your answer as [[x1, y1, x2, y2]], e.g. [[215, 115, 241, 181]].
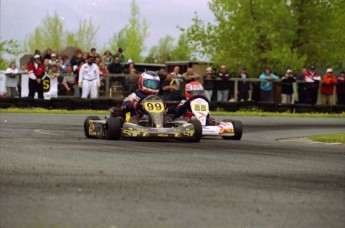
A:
[[43, 58, 51, 74], [114, 48, 126, 64], [102, 50, 113, 67], [30, 50, 43, 63], [237, 66, 251, 102], [336, 71, 345, 105], [98, 62, 109, 93], [182, 67, 200, 83], [27, 54, 45, 99], [305, 65, 321, 105], [61, 54, 70, 72], [43, 48, 53, 60], [320, 68, 337, 105], [281, 69, 296, 104], [259, 67, 279, 102], [126, 68, 139, 94], [157, 67, 167, 81], [124, 62, 137, 74], [161, 73, 176, 101], [107, 56, 124, 86], [215, 65, 231, 102], [170, 66, 183, 100], [5, 62, 19, 97], [202, 67, 216, 101], [296, 67, 308, 103], [49, 53, 57, 66], [90, 48, 100, 58], [64, 64, 75, 95], [78, 55, 101, 99], [18, 64, 27, 97], [94, 56, 102, 66], [48, 64, 63, 98], [182, 67, 200, 98], [70, 49, 84, 74], [55, 60, 64, 73]]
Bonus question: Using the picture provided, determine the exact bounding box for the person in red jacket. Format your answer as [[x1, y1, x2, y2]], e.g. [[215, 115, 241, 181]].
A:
[[305, 65, 321, 105], [27, 54, 46, 99], [320, 68, 337, 105]]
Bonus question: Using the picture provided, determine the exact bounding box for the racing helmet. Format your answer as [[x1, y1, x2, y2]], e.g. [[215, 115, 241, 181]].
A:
[[185, 81, 204, 99], [138, 71, 161, 95]]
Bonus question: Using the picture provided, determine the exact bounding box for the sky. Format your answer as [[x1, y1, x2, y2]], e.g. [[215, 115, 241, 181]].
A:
[[0, 0, 215, 56]]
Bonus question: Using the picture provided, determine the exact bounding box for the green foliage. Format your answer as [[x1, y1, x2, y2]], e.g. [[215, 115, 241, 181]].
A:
[[144, 35, 175, 63], [144, 33, 194, 63], [109, 0, 148, 63], [171, 33, 194, 61], [109, 27, 128, 55], [184, 0, 345, 76], [71, 18, 99, 52], [23, 12, 65, 53], [0, 39, 21, 69], [22, 13, 99, 54]]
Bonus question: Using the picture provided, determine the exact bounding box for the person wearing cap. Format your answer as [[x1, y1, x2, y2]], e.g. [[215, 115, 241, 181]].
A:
[[48, 64, 61, 98], [305, 65, 321, 105], [259, 67, 279, 102], [237, 66, 252, 102], [27, 54, 46, 99], [320, 68, 337, 105], [280, 69, 296, 104], [202, 67, 216, 101], [78, 55, 101, 99], [49, 53, 57, 66]]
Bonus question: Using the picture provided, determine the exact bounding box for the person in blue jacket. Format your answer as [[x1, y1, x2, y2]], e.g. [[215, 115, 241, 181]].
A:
[[259, 67, 279, 102]]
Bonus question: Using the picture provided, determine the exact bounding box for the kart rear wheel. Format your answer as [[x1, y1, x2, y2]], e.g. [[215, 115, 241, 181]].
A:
[[106, 117, 122, 140], [189, 119, 202, 142], [222, 120, 243, 140], [84, 116, 101, 138]]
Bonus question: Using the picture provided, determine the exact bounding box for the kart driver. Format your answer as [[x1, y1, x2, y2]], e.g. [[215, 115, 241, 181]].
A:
[[174, 81, 215, 125], [110, 71, 161, 123]]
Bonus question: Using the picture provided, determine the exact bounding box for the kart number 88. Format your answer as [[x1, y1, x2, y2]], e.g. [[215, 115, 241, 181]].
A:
[[144, 101, 164, 113], [192, 104, 208, 112]]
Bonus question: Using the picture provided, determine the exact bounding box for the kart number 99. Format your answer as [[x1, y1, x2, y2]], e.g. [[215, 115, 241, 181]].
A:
[[144, 101, 164, 113]]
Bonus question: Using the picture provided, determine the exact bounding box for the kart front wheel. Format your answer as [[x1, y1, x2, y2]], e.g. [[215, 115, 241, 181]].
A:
[[189, 119, 202, 142], [106, 117, 122, 140], [84, 116, 101, 138], [222, 120, 243, 140]]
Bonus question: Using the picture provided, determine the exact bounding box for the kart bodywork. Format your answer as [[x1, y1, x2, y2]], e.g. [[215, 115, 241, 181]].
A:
[[84, 95, 202, 142], [175, 96, 243, 140]]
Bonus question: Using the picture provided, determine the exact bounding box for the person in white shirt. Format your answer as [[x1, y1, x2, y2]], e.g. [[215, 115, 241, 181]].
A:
[[78, 55, 101, 99], [5, 62, 19, 97]]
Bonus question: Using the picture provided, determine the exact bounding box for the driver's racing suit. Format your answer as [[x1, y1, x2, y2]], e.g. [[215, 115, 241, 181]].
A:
[[174, 98, 215, 125], [110, 90, 147, 120]]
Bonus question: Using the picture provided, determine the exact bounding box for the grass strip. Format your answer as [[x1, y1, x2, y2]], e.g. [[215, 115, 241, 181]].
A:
[[308, 133, 345, 144]]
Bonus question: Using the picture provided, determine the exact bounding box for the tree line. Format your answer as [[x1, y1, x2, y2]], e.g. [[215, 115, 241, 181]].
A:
[[1, 0, 345, 76]]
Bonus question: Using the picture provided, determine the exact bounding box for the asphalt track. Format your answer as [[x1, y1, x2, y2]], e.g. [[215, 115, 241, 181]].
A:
[[0, 113, 344, 228]]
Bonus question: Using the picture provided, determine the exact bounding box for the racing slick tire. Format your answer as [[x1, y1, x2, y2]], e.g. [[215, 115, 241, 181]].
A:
[[189, 119, 203, 142], [222, 119, 243, 140], [105, 117, 122, 140], [84, 116, 101, 138]]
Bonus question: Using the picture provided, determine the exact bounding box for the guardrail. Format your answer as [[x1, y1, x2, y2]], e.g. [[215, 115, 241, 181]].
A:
[[1, 97, 344, 114], [0, 72, 338, 106]]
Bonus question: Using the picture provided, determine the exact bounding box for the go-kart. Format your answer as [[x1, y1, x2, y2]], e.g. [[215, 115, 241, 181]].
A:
[[175, 95, 243, 140], [84, 95, 202, 142]]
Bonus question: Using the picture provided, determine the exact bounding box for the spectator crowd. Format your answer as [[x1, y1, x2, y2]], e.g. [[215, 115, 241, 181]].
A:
[[2, 47, 345, 106]]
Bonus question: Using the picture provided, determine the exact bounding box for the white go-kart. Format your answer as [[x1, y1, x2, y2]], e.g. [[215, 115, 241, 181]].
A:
[[175, 95, 243, 140]]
